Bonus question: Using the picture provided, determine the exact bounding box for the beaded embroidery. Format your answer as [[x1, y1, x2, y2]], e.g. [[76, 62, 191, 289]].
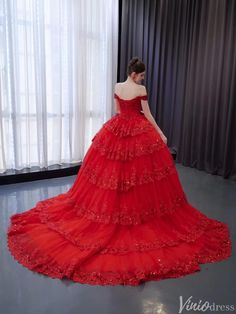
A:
[[23, 214, 209, 255], [7, 223, 232, 285], [74, 193, 187, 225], [103, 116, 154, 137], [99, 216, 210, 254], [92, 135, 166, 161], [34, 191, 187, 226], [30, 193, 231, 258], [81, 160, 176, 191], [35, 210, 212, 255]]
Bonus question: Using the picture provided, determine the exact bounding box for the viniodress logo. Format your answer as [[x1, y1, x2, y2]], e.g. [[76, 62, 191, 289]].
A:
[[178, 296, 235, 313]]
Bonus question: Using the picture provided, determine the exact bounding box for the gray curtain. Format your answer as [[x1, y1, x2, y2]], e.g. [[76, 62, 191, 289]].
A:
[[118, 0, 236, 180]]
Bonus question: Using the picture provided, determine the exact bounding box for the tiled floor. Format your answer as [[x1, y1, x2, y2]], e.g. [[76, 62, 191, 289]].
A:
[[0, 163, 235, 314]]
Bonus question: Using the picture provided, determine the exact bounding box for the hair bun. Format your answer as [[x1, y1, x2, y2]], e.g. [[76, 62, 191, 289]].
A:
[[130, 57, 139, 66], [126, 57, 145, 76]]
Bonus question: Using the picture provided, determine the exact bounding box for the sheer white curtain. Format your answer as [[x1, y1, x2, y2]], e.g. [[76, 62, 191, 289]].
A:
[[0, 0, 118, 173]]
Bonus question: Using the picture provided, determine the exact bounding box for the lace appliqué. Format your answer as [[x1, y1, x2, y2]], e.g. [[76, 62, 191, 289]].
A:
[[30, 194, 231, 258], [34, 192, 187, 227], [38, 212, 210, 255], [74, 193, 186, 225], [103, 116, 154, 137], [98, 217, 217, 255], [7, 190, 232, 285], [7, 224, 231, 286], [7, 234, 79, 279], [92, 135, 166, 161], [15, 195, 231, 259], [81, 161, 176, 191]]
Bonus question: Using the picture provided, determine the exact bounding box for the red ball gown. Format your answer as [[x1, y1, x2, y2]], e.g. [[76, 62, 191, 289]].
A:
[[7, 92, 232, 286]]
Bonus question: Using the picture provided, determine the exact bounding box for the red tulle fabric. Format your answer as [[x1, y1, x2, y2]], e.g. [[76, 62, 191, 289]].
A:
[[7, 92, 232, 286]]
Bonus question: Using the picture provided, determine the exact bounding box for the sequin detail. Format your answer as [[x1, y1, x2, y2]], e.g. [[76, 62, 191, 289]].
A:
[[11, 198, 231, 260], [92, 134, 166, 161], [35, 192, 187, 226], [7, 224, 232, 286], [103, 115, 154, 136], [74, 193, 187, 225], [81, 161, 176, 191], [97, 218, 219, 255], [35, 210, 209, 254]]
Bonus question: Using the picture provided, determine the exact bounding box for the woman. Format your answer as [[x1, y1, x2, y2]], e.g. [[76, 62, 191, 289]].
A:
[[7, 57, 231, 286], [113, 60, 167, 145]]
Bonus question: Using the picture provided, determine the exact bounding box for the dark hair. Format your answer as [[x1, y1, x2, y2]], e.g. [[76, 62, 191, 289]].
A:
[[126, 57, 145, 76]]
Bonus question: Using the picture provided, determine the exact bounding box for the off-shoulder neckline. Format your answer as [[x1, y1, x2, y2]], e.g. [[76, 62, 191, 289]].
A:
[[114, 93, 147, 101]]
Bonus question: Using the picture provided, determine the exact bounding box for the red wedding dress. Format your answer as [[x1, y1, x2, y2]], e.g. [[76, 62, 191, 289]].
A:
[[7, 92, 232, 286]]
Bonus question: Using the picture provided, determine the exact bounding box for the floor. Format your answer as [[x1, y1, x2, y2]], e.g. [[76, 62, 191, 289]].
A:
[[0, 163, 235, 314]]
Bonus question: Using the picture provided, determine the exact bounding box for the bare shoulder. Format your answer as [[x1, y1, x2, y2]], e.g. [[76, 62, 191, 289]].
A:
[[139, 85, 148, 96], [114, 82, 120, 93], [114, 82, 147, 98], [114, 82, 126, 94]]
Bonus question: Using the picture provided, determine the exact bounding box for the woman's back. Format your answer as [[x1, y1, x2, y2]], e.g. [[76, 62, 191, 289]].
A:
[[115, 81, 146, 100]]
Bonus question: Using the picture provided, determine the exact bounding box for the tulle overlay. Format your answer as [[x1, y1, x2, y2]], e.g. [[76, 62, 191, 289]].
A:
[[7, 93, 232, 285]]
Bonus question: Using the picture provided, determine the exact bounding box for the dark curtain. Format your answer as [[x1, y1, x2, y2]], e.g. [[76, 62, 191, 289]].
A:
[[118, 0, 236, 180]]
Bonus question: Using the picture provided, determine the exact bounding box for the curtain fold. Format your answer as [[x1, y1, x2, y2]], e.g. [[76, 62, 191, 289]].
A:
[[0, 0, 118, 173], [118, 0, 236, 180]]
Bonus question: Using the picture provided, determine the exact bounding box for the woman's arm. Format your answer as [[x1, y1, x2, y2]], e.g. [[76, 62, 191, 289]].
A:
[[145, 112, 167, 144], [114, 98, 121, 114], [140, 100, 167, 143], [139, 85, 167, 144], [114, 83, 121, 114]]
